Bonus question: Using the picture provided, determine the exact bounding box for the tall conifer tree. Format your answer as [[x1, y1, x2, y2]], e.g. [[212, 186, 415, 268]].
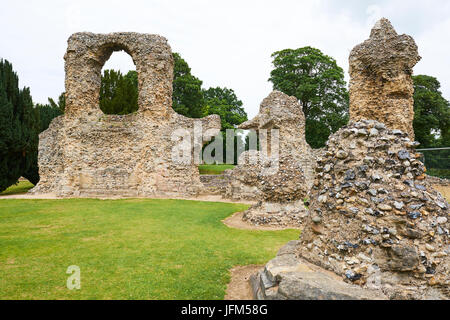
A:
[[0, 59, 39, 191]]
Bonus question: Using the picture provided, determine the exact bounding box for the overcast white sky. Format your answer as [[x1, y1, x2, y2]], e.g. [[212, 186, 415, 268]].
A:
[[1, 0, 449, 119]]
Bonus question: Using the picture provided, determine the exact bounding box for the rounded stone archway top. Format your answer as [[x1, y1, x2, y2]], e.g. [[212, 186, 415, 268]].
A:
[[64, 32, 174, 117]]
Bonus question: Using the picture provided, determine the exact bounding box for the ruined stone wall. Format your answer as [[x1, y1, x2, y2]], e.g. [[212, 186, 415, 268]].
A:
[[297, 20, 449, 300], [225, 91, 315, 226], [349, 18, 421, 138], [226, 91, 316, 201], [299, 120, 449, 299], [32, 32, 220, 197], [254, 19, 449, 300], [199, 174, 230, 195]]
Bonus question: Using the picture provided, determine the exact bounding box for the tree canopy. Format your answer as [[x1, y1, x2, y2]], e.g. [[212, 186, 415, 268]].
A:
[[202, 87, 248, 164], [172, 52, 205, 118], [203, 87, 247, 129], [413, 75, 450, 148], [0, 59, 40, 191], [268, 46, 349, 148], [99, 69, 138, 115]]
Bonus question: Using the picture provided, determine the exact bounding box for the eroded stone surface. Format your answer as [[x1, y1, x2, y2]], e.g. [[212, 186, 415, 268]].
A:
[[199, 175, 229, 195], [298, 120, 449, 300], [225, 91, 315, 226], [250, 241, 387, 300], [248, 18, 448, 301], [349, 18, 421, 138], [32, 32, 221, 197]]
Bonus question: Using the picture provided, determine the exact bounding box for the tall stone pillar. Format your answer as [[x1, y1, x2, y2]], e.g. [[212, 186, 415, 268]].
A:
[[349, 18, 421, 138]]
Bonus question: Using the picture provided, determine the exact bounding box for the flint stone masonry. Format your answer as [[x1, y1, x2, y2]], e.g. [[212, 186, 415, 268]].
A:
[[349, 18, 421, 138], [298, 120, 449, 300], [253, 121, 449, 300], [225, 91, 315, 227], [254, 19, 449, 300], [32, 32, 221, 197], [199, 174, 229, 195]]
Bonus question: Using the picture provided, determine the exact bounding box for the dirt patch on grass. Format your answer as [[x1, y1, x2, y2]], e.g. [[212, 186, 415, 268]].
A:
[[225, 265, 262, 300], [433, 185, 450, 202], [222, 211, 301, 231], [0, 193, 58, 199], [0, 193, 255, 205]]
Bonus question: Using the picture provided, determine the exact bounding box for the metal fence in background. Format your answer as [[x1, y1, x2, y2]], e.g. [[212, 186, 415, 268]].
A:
[[416, 147, 450, 179]]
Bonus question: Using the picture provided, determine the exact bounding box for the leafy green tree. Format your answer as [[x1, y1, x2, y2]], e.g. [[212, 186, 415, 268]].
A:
[[0, 59, 40, 191], [172, 53, 205, 118], [268, 46, 349, 148], [412, 75, 450, 179], [202, 87, 248, 164], [99, 69, 138, 115], [413, 75, 450, 148], [203, 87, 247, 129]]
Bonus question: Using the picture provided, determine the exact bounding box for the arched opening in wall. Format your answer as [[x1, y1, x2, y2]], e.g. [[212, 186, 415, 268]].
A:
[[99, 50, 138, 115]]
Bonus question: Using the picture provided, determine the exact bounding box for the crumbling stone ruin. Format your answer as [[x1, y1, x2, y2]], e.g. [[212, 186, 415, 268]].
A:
[[349, 18, 421, 138], [252, 19, 449, 300], [199, 175, 229, 195], [32, 32, 220, 197], [299, 120, 449, 299], [225, 91, 316, 227]]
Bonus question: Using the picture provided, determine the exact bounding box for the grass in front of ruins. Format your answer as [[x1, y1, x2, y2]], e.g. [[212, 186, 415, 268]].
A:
[[0, 198, 298, 299], [0, 180, 34, 196], [198, 164, 235, 175]]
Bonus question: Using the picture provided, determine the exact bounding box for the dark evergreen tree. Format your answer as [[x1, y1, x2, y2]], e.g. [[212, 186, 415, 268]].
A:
[[99, 69, 138, 115], [23, 103, 63, 184], [0, 59, 40, 191], [36, 103, 63, 133], [48, 92, 66, 113]]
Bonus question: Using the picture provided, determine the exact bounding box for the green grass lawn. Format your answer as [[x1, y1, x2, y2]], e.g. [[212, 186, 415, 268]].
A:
[[1, 180, 34, 196], [198, 164, 235, 175], [0, 198, 298, 300]]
